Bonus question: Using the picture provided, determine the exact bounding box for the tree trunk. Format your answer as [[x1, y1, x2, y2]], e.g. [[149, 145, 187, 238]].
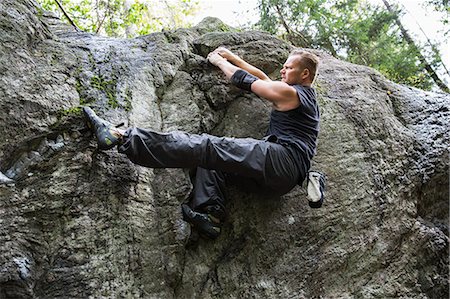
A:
[[274, 3, 312, 48], [382, 0, 449, 92], [55, 0, 80, 31]]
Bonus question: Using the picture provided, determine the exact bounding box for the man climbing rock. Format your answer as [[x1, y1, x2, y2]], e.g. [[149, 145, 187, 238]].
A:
[[83, 47, 322, 239]]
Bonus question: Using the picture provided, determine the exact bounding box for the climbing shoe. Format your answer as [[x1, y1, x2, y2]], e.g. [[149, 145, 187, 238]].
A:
[[181, 204, 222, 240], [83, 107, 122, 150], [306, 171, 326, 208]]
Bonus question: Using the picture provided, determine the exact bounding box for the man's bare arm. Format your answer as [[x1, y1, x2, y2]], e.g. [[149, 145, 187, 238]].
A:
[[251, 80, 299, 110], [208, 52, 299, 111], [208, 53, 240, 79], [214, 47, 271, 81]]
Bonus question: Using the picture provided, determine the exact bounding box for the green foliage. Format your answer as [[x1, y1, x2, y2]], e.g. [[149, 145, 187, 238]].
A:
[[255, 0, 443, 90], [124, 88, 132, 111], [36, 0, 199, 37], [58, 106, 82, 119], [90, 75, 118, 108]]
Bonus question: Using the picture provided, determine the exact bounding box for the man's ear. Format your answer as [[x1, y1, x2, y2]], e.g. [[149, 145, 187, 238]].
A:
[[300, 68, 310, 82]]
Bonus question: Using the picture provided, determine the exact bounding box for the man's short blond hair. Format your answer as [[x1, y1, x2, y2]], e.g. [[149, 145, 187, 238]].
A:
[[289, 49, 319, 82]]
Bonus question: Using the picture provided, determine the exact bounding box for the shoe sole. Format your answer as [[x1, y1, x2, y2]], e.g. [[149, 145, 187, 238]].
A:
[[83, 107, 119, 150], [181, 204, 221, 239], [307, 171, 326, 208]]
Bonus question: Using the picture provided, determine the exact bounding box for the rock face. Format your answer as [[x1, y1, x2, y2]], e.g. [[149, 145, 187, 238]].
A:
[[0, 1, 448, 298]]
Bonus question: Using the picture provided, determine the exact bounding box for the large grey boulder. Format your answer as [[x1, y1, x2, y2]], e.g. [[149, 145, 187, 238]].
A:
[[0, 0, 448, 298]]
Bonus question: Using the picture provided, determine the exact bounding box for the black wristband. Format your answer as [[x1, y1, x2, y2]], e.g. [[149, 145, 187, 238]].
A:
[[231, 69, 258, 91]]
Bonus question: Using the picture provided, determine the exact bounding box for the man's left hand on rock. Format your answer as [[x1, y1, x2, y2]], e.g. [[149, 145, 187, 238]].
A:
[[207, 52, 227, 66]]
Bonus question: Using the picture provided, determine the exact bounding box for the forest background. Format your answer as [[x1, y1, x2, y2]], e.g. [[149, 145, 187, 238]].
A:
[[37, 0, 449, 92]]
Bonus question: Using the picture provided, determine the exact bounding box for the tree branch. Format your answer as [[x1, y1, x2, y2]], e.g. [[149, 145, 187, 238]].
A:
[[274, 4, 311, 48], [275, 4, 291, 34], [413, 13, 450, 78], [382, 0, 449, 92], [54, 0, 80, 31]]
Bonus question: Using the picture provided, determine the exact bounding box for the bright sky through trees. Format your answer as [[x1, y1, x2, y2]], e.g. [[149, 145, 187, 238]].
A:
[[38, 0, 448, 88]]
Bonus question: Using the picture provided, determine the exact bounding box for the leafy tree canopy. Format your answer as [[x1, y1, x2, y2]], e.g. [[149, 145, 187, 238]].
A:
[[37, 0, 199, 38], [256, 0, 448, 91]]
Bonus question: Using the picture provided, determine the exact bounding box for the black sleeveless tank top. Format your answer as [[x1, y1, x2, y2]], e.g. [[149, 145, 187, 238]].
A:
[[265, 84, 320, 172]]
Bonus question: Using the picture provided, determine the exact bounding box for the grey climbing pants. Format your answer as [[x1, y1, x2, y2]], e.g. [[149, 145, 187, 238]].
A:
[[118, 128, 304, 211]]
